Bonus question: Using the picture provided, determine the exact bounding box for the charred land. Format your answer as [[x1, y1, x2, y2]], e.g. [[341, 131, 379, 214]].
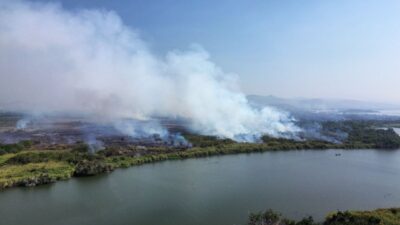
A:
[[1, 112, 400, 190]]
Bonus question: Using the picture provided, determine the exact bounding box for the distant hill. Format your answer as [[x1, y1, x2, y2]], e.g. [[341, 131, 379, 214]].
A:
[[247, 95, 400, 120], [247, 95, 400, 111]]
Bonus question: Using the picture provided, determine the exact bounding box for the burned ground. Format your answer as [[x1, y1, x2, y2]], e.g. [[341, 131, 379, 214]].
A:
[[1, 112, 400, 189]]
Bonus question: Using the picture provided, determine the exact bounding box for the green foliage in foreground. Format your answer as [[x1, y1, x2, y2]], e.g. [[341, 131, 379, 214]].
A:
[[248, 209, 315, 225], [247, 208, 400, 225], [0, 161, 74, 189], [0, 150, 109, 189]]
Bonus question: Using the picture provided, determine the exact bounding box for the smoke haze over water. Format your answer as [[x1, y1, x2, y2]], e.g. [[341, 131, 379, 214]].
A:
[[0, 0, 299, 141]]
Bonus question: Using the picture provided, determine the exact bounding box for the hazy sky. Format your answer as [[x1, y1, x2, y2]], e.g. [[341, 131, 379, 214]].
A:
[[31, 0, 400, 103]]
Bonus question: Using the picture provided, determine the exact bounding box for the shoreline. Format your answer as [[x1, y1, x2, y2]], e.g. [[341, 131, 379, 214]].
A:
[[0, 143, 397, 190], [1, 147, 399, 224], [2, 120, 400, 190]]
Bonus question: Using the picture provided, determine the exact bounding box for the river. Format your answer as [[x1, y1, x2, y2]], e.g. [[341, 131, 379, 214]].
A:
[[1, 149, 400, 225]]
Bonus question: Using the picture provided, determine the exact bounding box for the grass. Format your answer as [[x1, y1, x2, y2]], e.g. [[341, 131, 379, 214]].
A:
[[0, 161, 74, 189], [0, 153, 16, 166]]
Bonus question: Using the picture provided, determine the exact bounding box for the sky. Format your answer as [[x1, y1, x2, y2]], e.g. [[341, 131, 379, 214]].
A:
[[30, 0, 400, 103]]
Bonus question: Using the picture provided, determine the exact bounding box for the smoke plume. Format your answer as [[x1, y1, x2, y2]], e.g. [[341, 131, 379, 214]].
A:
[[0, 0, 299, 141]]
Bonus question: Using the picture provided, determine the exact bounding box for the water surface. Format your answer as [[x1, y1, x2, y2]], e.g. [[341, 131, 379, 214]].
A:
[[1, 149, 400, 225]]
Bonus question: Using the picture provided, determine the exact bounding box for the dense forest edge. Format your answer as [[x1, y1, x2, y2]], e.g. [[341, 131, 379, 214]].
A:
[[247, 208, 400, 225]]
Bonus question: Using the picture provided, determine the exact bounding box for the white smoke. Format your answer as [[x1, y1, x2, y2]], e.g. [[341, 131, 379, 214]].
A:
[[0, 0, 300, 141], [84, 134, 104, 153], [113, 119, 169, 138], [16, 118, 31, 130]]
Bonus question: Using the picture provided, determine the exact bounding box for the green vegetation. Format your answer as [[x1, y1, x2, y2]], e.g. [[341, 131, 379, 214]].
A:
[[184, 133, 235, 147], [1, 120, 400, 190], [1, 120, 400, 224], [0, 140, 32, 155], [74, 160, 113, 176], [247, 208, 400, 225], [5, 150, 104, 165], [0, 149, 108, 188], [322, 121, 400, 149], [184, 120, 400, 150], [248, 209, 315, 225], [0, 153, 15, 166], [0, 161, 74, 189]]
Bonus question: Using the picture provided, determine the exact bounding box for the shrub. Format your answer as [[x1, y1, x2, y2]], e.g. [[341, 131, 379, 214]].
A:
[[73, 160, 113, 176]]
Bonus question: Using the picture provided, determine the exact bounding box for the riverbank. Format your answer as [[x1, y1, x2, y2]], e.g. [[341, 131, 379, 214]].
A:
[[1, 139, 400, 189], [0, 143, 385, 189], [1, 120, 400, 189], [1, 148, 399, 225]]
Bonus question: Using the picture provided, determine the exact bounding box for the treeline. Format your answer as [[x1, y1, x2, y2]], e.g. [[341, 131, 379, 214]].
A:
[[183, 120, 400, 150], [247, 208, 400, 225], [183, 133, 235, 147], [322, 121, 400, 149]]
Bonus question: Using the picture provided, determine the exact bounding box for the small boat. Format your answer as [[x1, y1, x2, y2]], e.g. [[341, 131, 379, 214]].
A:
[[335, 153, 341, 156]]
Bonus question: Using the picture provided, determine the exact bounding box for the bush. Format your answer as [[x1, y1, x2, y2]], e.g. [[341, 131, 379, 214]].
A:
[[73, 160, 113, 176], [324, 211, 381, 225], [247, 209, 315, 225], [71, 143, 90, 153]]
